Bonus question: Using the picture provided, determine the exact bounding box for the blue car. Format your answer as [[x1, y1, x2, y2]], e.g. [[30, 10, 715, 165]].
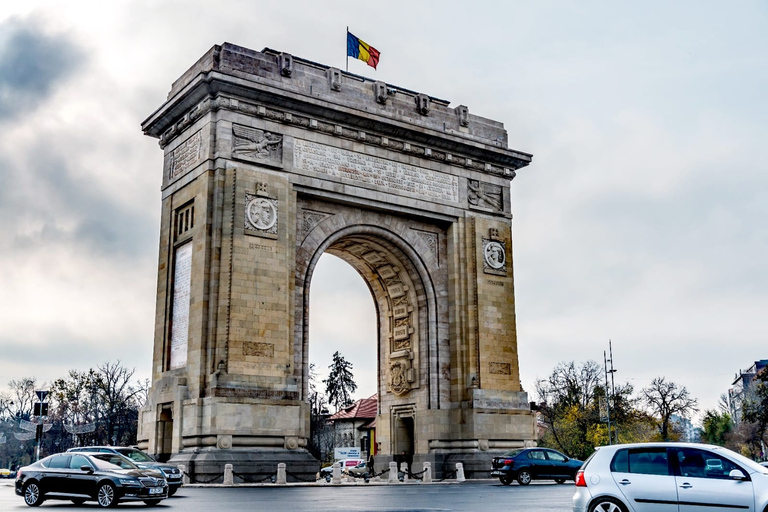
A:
[[491, 447, 583, 485]]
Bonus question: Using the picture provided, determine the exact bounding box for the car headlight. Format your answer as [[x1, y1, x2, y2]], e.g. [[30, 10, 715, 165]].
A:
[[118, 479, 142, 487]]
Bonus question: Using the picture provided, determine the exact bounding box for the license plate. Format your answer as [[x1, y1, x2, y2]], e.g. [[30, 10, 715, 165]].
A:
[[149, 487, 163, 495]]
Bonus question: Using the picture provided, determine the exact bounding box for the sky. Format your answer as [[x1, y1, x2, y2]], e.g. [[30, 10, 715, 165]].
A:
[[1, 1, 767, 423]]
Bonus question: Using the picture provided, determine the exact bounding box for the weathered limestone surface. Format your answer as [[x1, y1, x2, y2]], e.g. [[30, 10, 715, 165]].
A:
[[138, 42, 534, 480]]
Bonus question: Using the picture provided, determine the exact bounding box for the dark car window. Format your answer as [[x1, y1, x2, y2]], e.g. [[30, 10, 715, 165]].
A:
[[611, 448, 669, 476], [91, 453, 139, 470], [546, 451, 567, 462], [116, 448, 155, 463], [674, 448, 744, 480], [528, 450, 546, 460], [69, 455, 91, 470], [502, 449, 525, 458], [47, 455, 71, 469]]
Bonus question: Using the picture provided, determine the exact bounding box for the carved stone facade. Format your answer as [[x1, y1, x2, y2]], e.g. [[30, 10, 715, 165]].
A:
[[139, 43, 534, 481]]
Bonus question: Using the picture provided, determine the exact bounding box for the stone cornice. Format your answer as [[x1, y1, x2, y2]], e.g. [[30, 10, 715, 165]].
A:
[[144, 78, 529, 180]]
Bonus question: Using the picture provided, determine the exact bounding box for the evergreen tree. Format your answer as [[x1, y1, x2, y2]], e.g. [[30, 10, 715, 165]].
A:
[[323, 351, 357, 412]]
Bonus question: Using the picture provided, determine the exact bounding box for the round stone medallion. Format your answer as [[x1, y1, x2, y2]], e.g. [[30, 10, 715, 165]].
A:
[[246, 197, 277, 230], [483, 241, 505, 270]]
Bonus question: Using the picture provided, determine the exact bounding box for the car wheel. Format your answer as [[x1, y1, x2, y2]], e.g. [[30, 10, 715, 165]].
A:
[[589, 497, 628, 512], [555, 478, 566, 484], [517, 469, 532, 485], [144, 499, 162, 506], [23, 482, 44, 507], [97, 482, 118, 508], [499, 475, 512, 485], [72, 498, 86, 505], [168, 487, 177, 496]]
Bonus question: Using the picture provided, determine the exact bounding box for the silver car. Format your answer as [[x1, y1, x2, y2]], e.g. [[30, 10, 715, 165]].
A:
[[573, 442, 768, 512]]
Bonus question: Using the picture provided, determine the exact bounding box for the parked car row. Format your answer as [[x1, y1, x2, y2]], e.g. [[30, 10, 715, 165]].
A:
[[68, 446, 183, 496], [15, 446, 183, 508]]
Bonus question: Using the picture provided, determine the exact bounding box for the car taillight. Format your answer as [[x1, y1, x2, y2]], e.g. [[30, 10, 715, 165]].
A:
[[574, 470, 587, 487], [504, 459, 513, 466]]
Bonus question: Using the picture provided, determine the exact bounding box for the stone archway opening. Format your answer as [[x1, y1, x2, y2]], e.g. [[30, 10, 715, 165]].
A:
[[307, 252, 377, 461]]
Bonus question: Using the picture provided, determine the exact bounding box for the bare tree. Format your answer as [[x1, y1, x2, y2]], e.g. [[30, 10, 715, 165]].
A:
[[8, 377, 38, 419], [642, 377, 698, 441], [93, 361, 143, 445]]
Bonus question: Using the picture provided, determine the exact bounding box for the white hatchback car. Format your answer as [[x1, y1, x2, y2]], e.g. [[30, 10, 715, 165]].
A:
[[573, 442, 768, 512]]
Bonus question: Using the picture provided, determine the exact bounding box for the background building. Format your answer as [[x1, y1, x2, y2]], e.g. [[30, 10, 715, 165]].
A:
[[729, 359, 768, 425]]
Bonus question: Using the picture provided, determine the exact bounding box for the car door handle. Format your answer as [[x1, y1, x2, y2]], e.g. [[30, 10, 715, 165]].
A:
[[619, 479, 631, 485], [680, 483, 692, 489]]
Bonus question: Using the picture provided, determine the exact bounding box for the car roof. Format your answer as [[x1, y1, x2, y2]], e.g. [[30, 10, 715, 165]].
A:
[[593, 442, 723, 452]]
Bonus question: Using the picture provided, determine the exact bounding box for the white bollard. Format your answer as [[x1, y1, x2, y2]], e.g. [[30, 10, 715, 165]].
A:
[[422, 462, 432, 483], [178, 464, 189, 485], [276, 463, 287, 485], [402, 462, 409, 483], [223, 464, 233, 485], [332, 462, 342, 485], [388, 461, 398, 483], [456, 462, 465, 482]]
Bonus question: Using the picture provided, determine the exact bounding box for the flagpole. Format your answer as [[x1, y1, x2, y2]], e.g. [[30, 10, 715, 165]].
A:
[[346, 26, 349, 72]]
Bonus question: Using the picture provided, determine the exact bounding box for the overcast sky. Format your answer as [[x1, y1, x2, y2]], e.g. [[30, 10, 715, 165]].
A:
[[1, 1, 766, 422]]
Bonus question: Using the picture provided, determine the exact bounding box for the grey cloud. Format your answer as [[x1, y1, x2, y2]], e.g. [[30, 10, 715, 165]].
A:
[[0, 139, 158, 260], [0, 333, 148, 372], [0, 17, 84, 120]]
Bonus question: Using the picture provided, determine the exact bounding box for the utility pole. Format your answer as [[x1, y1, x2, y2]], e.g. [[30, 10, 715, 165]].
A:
[[606, 341, 617, 444], [603, 350, 612, 445]]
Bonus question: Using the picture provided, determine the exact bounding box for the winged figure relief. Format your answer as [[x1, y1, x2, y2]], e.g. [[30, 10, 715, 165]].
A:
[[232, 125, 282, 160]]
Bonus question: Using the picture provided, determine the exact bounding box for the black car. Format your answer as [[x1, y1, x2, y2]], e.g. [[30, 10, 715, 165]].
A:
[[15, 451, 167, 507], [68, 446, 183, 495], [490, 447, 583, 485]]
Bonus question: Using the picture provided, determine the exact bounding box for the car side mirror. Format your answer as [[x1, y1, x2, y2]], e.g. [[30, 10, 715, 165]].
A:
[[729, 469, 747, 480], [563, 457, 570, 462], [80, 465, 94, 473]]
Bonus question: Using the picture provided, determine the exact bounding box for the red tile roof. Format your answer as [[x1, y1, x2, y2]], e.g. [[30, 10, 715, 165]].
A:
[[329, 394, 377, 420]]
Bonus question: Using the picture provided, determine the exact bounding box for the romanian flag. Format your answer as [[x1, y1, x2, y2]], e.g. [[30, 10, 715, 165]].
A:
[[347, 31, 380, 70]]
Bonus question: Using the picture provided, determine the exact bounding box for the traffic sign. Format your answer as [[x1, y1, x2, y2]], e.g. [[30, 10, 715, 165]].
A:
[[35, 390, 49, 402]]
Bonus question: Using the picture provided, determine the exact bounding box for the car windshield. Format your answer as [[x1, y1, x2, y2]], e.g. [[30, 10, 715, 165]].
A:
[[502, 449, 525, 457], [115, 448, 155, 463], [90, 453, 140, 471], [712, 447, 768, 474]]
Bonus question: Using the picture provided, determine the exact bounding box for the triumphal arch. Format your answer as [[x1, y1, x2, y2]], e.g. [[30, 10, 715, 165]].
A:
[[138, 43, 535, 480]]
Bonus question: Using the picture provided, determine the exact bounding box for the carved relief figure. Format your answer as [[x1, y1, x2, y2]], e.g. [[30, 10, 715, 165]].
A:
[[468, 179, 503, 211], [233, 125, 283, 161]]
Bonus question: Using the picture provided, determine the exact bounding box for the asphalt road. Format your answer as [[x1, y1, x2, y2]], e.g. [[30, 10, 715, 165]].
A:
[[0, 479, 575, 511]]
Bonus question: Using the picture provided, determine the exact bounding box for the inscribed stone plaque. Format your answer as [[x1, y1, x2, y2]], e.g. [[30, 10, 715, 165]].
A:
[[489, 362, 511, 375], [362, 252, 386, 265], [387, 283, 405, 298], [170, 242, 192, 369], [243, 341, 275, 358], [393, 305, 409, 319], [293, 139, 459, 203], [168, 131, 202, 180], [393, 326, 410, 341], [378, 266, 397, 280]]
